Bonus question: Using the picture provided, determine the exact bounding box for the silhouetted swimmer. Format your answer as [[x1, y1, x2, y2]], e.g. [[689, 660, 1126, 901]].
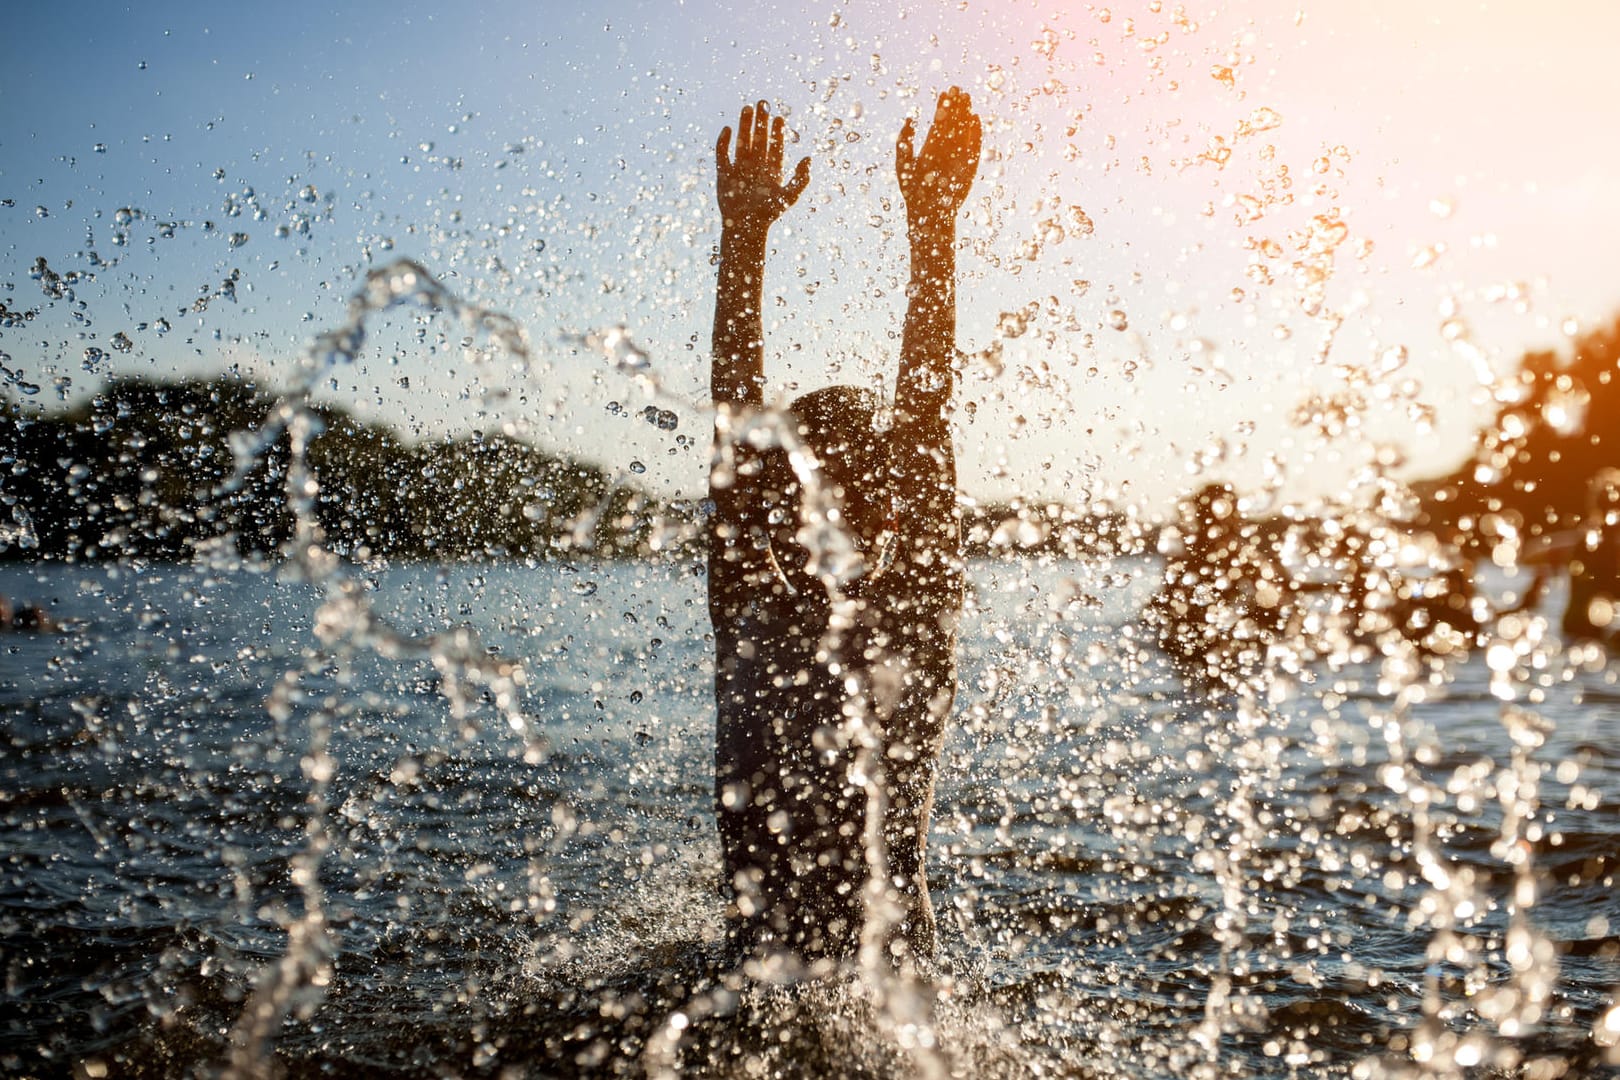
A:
[[1385, 542, 1486, 655], [707, 90, 981, 966], [0, 596, 58, 633], [1148, 483, 1286, 685], [1563, 469, 1620, 646]]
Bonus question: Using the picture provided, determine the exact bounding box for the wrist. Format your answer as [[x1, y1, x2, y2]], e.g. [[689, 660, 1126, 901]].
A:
[[721, 228, 769, 262], [908, 221, 958, 258], [906, 209, 958, 245]]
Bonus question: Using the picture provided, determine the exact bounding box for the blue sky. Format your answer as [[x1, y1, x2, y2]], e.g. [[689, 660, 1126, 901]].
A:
[[6, 0, 1620, 512]]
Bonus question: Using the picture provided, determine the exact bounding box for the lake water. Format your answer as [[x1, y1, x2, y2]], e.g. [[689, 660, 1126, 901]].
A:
[[2, 557, 1617, 1078]]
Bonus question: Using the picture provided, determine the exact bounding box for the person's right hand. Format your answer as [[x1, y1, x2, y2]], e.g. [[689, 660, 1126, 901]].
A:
[[717, 100, 811, 241], [897, 86, 982, 237]]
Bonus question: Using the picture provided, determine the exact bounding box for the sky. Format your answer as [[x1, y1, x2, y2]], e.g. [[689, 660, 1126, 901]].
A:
[[4, 0, 1620, 515]]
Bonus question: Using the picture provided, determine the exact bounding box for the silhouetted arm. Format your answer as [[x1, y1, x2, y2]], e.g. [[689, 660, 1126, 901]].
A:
[[890, 88, 981, 602], [708, 101, 810, 603]]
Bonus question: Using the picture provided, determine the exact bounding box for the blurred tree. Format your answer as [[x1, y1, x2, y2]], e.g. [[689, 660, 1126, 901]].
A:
[[1416, 315, 1620, 553]]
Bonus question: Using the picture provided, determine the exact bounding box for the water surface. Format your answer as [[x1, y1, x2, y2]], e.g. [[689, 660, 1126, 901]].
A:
[[2, 558, 1616, 1077]]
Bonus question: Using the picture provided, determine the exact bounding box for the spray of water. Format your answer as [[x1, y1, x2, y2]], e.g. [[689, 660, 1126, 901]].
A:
[[6, 6, 1620, 1077]]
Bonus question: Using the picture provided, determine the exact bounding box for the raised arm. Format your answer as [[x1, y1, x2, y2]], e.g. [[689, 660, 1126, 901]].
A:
[[891, 88, 981, 584], [709, 101, 810, 599]]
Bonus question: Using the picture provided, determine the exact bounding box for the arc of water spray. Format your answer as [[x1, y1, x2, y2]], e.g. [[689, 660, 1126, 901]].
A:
[[210, 257, 918, 1074], [218, 260, 546, 1075]]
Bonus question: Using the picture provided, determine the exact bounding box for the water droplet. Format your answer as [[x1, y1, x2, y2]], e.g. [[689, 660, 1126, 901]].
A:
[[577, 326, 651, 373], [629, 460, 646, 475], [1241, 106, 1283, 134], [228, 232, 249, 248], [1541, 385, 1589, 435], [110, 332, 133, 353], [1411, 244, 1444, 270], [1598, 1003, 1620, 1047], [1107, 309, 1128, 331], [641, 406, 679, 431], [1232, 194, 1263, 224]]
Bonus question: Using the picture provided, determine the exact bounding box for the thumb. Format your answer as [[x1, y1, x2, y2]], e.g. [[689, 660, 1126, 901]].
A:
[[783, 156, 811, 204], [896, 118, 916, 178]]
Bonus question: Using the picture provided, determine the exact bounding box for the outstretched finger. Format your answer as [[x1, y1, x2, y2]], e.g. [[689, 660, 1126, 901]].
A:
[[716, 126, 733, 173], [940, 95, 977, 156], [964, 112, 983, 170], [769, 115, 785, 179], [945, 87, 975, 140], [751, 100, 770, 161], [783, 156, 811, 205], [896, 117, 916, 179], [737, 104, 755, 159]]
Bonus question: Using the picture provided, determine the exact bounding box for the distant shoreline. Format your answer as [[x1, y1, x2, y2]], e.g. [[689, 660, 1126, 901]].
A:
[[2, 373, 1140, 566]]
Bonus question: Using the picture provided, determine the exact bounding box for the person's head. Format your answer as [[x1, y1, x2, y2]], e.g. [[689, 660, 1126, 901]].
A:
[[765, 385, 893, 573]]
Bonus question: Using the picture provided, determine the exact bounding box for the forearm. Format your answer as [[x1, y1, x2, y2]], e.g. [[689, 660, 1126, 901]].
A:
[[892, 224, 961, 572], [711, 231, 769, 409], [708, 229, 773, 590], [896, 226, 957, 433]]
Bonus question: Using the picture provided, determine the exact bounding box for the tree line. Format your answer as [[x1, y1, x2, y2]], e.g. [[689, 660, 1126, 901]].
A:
[[0, 375, 699, 563]]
